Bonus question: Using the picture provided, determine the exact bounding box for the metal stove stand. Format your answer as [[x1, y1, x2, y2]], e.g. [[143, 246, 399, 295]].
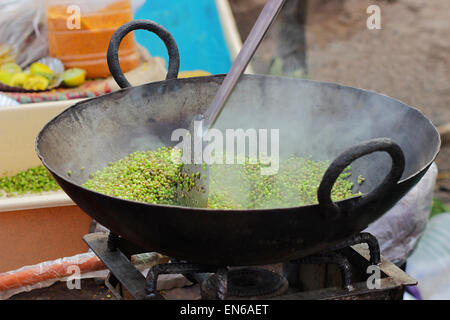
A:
[[84, 232, 416, 300]]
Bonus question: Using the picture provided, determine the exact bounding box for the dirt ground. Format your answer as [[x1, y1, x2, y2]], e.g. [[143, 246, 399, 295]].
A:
[[229, 0, 450, 205]]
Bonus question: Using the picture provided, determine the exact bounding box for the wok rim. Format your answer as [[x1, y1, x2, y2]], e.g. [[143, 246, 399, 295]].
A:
[[35, 74, 441, 214]]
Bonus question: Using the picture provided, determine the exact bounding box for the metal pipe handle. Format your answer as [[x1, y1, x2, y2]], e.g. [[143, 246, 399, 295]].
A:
[[107, 19, 180, 89], [318, 138, 405, 219], [202, 0, 286, 131]]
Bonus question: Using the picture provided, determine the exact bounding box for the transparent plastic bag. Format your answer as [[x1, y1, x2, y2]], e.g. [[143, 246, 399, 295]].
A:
[[46, 0, 140, 78], [406, 213, 450, 300], [365, 162, 438, 266], [0, 0, 145, 70], [0, 0, 48, 67], [0, 252, 107, 300]]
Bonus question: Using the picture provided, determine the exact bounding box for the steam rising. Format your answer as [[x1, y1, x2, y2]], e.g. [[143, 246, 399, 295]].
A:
[[38, 75, 437, 208]]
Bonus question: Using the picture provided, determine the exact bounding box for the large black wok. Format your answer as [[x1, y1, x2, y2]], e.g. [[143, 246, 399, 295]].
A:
[[36, 21, 440, 266]]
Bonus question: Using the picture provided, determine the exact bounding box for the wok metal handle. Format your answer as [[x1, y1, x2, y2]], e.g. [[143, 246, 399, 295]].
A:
[[317, 138, 405, 219], [107, 19, 180, 89]]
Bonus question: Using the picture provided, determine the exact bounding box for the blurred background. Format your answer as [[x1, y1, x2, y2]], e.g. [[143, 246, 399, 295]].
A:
[[134, 0, 232, 74], [228, 1, 450, 299], [136, 0, 450, 207], [227, 0, 450, 210]]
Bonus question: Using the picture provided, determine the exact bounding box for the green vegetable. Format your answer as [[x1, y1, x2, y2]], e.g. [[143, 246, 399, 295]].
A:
[[358, 175, 366, 185], [83, 147, 364, 209], [0, 166, 60, 196], [83, 147, 190, 205], [207, 155, 360, 209]]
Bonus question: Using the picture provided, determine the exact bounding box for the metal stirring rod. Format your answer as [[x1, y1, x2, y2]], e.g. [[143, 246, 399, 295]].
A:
[[178, 0, 286, 208], [202, 0, 286, 132]]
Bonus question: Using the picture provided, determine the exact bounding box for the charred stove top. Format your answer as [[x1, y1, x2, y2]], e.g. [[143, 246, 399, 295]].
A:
[[83, 232, 416, 300]]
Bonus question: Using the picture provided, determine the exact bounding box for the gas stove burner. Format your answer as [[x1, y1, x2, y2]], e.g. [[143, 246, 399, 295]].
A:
[[201, 267, 289, 300]]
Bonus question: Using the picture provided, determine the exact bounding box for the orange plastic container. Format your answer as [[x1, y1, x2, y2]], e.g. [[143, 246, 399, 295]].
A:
[[46, 0, 140, 78]]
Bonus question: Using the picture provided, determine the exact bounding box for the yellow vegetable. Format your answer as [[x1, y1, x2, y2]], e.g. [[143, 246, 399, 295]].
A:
[[9, 72, 29, 87], [0, 70, 13, 85], [0, 63, 22, 74], [22, 75, 50, 91], [30, 62, 53, 75], [63, 68, 86, 87], [30, 62, 55, 81]]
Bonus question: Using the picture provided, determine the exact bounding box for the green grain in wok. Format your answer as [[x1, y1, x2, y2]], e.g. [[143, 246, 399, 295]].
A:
[[208, 156, 360, 209], [83, 147, 363, 209], [83, 147, 194, 205]]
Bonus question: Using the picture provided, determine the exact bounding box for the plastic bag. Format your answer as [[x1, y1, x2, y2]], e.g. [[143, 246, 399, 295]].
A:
[[0, 250, 179, 299], [0, 0, 48, 67], [0, 0, 146, 68], [365, 162, 438, 266], [46, 0, 140, 78], [0, 252, 107, 300], [406, 213, 450, 300]]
